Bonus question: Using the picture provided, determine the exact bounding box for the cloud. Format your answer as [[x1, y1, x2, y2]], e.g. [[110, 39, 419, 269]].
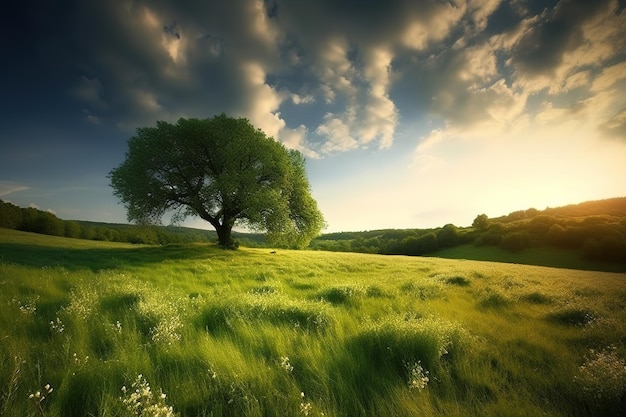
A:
[[601, 108, 626, 138], [72, 76, 106, 108], [56, 0, 625, 157], [83, 109, 102, 125], [509, 0, 625, 92], [316, 113, 358, 153], [0, 181, 29, 197]]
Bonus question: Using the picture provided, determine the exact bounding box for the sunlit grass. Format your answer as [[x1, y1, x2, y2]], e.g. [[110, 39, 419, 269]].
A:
[[1, 228, 625, 416]]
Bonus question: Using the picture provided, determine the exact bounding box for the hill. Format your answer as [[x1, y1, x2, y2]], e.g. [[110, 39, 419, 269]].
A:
[[0, 199, 267, 246], [311, 197, 626, 271], [2, 197, 625, 271]]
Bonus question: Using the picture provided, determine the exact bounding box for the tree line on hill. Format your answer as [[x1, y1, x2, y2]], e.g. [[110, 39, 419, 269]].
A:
[[3, 197, 625, 263], [311, 198, 626, 264], [0, 199, 218, 245]]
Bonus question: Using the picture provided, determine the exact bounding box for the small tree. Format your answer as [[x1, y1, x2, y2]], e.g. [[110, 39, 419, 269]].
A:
[[109, 115, 325, 248], [472, 214, 489, 231], [437, 223, 459, 248]]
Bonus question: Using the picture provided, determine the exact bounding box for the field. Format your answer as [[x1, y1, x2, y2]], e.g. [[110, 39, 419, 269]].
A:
[[1, 228, 625, 416]]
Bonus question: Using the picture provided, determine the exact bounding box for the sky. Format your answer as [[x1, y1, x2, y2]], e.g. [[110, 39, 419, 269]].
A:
[[1, 0, 626, 233]]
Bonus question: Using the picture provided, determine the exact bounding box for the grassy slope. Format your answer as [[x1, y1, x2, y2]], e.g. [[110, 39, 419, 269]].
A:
[[1, 228, 626, 417], [433, 244, 626, 273]]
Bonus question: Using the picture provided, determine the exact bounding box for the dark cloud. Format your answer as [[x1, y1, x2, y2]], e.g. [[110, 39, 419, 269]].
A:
[[510, 0, 612, 78], [484, 2, 523, 36]]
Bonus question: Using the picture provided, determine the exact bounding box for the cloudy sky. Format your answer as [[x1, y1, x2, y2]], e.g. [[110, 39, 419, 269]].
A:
[[1, 0, 625, 233]]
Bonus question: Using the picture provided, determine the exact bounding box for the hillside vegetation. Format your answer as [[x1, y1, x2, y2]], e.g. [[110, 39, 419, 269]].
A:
[[2, 197, 625, 271], [311, 197, 626, 270], [1, 228, 625, 416]]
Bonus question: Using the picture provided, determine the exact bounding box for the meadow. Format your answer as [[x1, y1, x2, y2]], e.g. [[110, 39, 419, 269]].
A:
[[1, 228, 625, 416]]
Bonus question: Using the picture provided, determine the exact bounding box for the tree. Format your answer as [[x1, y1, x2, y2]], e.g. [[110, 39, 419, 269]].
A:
[[472, 214, 489, 231], [437, 223, 459, 248], [109, 115, 325, 248]]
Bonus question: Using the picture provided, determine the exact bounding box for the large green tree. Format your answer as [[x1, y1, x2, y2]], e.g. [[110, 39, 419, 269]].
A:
[[109, 114, 325, 248]]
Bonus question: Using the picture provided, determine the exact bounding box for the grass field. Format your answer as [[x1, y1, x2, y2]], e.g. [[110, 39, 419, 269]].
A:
[[1, 228, 625, 416]]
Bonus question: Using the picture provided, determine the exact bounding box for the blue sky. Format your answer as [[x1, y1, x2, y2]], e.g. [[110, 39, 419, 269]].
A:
[[1, 0, 626, 233]]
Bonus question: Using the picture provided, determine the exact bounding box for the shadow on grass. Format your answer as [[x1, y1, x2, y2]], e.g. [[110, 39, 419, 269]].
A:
[[0, 242, 239, 272]]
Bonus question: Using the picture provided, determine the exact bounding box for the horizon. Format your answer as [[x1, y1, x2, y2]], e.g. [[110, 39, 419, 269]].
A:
[[1, 1, 626, 234], [3, 194, 625, 235]]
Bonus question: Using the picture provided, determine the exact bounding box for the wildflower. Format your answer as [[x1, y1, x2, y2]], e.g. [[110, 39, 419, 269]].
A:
[[50, 317, 64, 334], [150, 315, 182, 345], [28, 384, 53, 416], [280, 356, 294, 373], [120, 374, 176, 417], [405, 361, 429, 391], [575, 345, 626, 400], [300, 392, 312, 416]]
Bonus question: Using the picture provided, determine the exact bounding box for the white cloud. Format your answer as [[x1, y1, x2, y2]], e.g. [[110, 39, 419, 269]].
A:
[[457, 43, 498, 83], [238, 61, 285, 139], [290, 93, 315, 105], [316, 113, 358, 153], [591, 62, 626, 93], [316, 37, 357, 100], [277, 124, 319, 159], [313, 42, 398, 153], [467, 0, 502, 31], [359, 47, 397, 149], [401, 1, 467, 50]]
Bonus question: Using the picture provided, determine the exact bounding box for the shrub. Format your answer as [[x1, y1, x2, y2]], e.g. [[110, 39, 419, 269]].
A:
[[529, 215, 558, 235], [583, 234, 626, 263], [475, 232, 502, 246], [437, 224, 459, 248], [500, 232, 530, 251], [411, 233, 439, 255]]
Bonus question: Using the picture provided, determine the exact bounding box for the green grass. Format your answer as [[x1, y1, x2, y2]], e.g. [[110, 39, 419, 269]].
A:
[[1, 228, 626, 416]]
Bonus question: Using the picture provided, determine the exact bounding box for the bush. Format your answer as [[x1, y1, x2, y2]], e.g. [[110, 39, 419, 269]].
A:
[[500, 232, 530, 251], [583, 234, 626, 263], [437, 224, 459, 248], [529, 215, 558, 235], [474, 232, 502, 246]]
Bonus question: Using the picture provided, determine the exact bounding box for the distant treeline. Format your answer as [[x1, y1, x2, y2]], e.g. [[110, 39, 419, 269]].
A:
[[3, 197, 626, 262], [311, 198, 626, 264], [0, 199, 247, 245]]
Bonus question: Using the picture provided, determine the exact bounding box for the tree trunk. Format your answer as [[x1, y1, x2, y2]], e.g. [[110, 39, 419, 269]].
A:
[[215, 223, 235, 248]]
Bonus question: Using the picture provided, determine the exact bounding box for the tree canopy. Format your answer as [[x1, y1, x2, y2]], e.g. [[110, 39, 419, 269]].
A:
[[108, 114, 325, 248]]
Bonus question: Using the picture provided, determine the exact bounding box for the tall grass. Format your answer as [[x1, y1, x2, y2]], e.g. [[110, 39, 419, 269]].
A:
[[1, 228, 625, 416]]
